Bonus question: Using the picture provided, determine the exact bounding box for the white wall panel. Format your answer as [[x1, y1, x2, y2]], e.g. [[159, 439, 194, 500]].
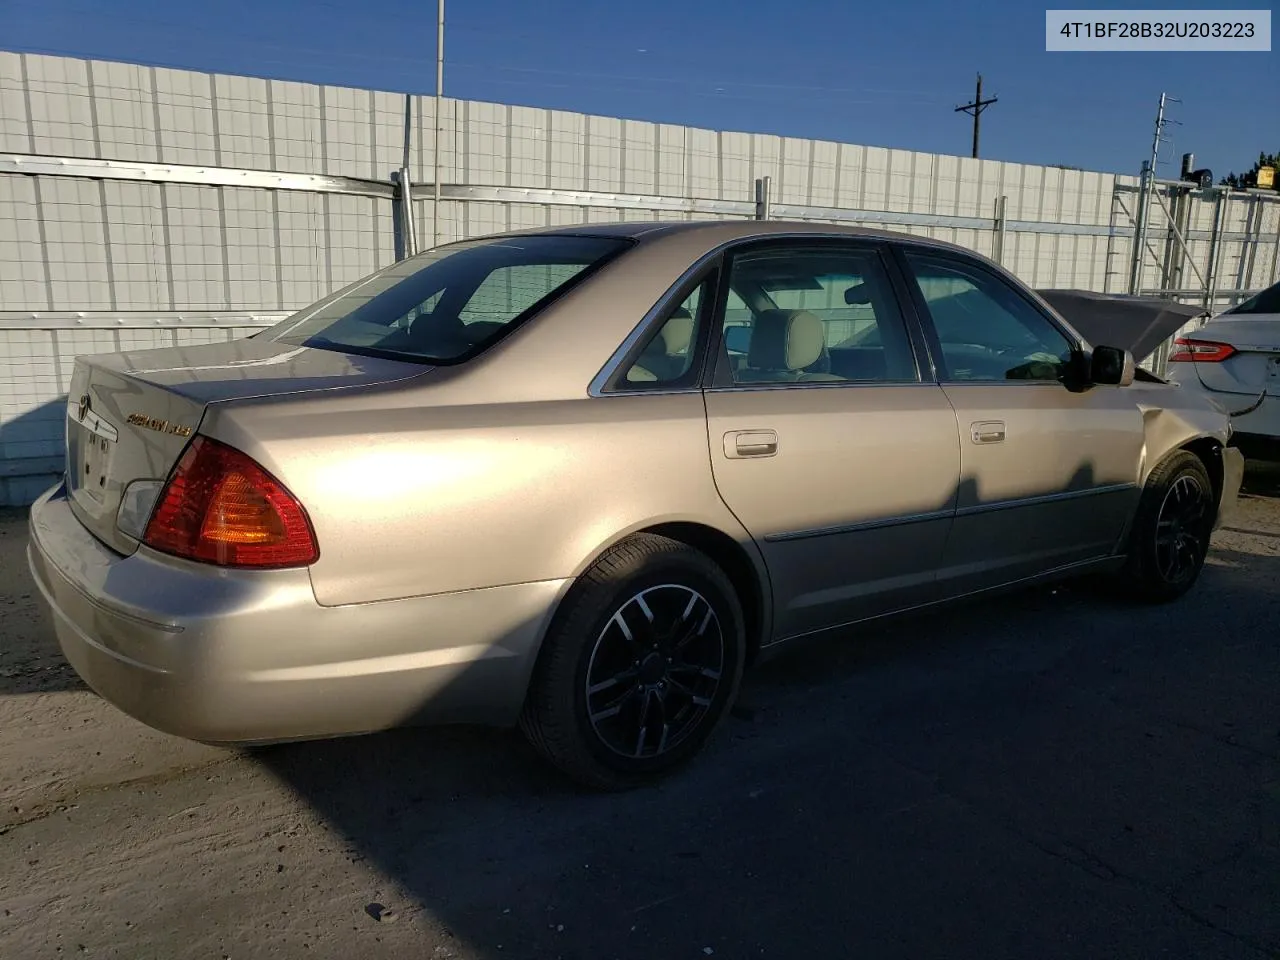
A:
[[165, 184, 226, 308], [0, 175, 47, 310], [275, 191, 329, 308], [750, 134, 782, 194], [372, 90, 404, 180], [322, 84, 374, 179], [90, 59, 159, 162], [585, 115, 621, 193], [778, 137, 811, 205], [103, 181, 169, 310], [270, 79, 323, 176], [466, 101, 509, 188], [224, 189, 280, 309], [507, 105, 548, 189], [154, 67, 217, 166], [657, 124, 689, 197], [40, 177, 110, 309], [213, 73, 272, 169], [548, 110, 585, 189], [25, 55, 94, 157], [0, 52, 30, 153], [721, 132, 752, 199], [688, 128, 719, 199], [621, 119, 657, 194]]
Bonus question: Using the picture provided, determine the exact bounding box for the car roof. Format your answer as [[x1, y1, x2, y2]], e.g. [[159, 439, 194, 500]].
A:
[[483, 218, 975, 255]]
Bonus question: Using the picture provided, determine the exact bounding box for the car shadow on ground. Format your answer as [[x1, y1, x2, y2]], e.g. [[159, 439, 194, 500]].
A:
[[251, 509, 1280, 959]]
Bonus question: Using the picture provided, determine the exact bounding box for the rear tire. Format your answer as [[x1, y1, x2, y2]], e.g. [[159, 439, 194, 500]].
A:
[[1114, 450, 1215, 603], [519, 533, 746, 791]]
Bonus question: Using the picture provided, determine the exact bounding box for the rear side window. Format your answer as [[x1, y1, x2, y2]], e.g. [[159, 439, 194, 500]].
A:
[[620, 281, 710, 387], [270, 235, 630, 363]]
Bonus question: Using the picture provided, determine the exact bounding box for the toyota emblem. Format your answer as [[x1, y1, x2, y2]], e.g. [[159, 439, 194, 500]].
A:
[[77, 393, 90, 421]]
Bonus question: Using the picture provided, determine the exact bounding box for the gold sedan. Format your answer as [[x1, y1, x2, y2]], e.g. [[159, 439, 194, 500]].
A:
[[28, 221, 1243, 789]]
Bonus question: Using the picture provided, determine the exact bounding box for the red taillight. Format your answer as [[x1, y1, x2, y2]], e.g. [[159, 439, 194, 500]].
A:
[[143, 436, 319, 569], [1168, 337, 1237, 363]]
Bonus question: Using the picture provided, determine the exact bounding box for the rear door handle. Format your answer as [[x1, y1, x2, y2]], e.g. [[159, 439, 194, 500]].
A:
[[724, 429, 778, 459], [970, 420, 1006, 444]]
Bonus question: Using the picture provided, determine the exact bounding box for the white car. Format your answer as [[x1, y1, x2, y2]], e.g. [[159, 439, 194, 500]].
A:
[[1165, 280, 1280, 463]]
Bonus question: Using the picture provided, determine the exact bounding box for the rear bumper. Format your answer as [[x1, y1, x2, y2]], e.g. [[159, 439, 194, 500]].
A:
[[27, 483, 568, 743], [1167, 373, 1280, 444]]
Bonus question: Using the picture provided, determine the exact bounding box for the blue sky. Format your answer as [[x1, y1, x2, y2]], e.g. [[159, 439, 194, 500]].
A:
[[7, 0, 1277, 177]]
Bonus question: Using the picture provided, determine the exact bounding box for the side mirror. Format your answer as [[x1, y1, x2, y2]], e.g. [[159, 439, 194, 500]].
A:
[[1090, 344, 1135, 386]]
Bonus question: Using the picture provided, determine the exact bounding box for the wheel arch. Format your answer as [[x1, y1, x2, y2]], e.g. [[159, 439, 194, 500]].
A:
[[1180, 434, 1224, 488], [641, 521, 771, 665], [561, 519, 773, 666], [1176, 435, 1226, 523]]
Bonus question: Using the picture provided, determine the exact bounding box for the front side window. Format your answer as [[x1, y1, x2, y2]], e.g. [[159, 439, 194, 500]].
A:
[[269, 235, 630, 363], [904, 251, 1075, 383], [720, 246, 918, 385]]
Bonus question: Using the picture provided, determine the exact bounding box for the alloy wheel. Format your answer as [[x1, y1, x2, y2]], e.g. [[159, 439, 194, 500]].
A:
[[584, 584, 725, 760], [1153, 473, 1209, 583]]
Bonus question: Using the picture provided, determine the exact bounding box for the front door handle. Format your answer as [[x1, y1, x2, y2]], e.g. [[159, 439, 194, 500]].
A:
[[724, 429, 778, 459], [970, 420, 1006, 444]]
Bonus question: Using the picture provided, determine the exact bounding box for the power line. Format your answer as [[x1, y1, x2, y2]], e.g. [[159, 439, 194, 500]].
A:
[[10, 40, 951, 109], [954, 73, 998, 159]]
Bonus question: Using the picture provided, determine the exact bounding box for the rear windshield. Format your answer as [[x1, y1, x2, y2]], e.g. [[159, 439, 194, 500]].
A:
[[268, 235, 631, 363], [1224, 280, 1280, 316]]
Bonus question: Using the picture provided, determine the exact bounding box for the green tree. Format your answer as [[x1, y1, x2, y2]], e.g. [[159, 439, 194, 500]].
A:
[[1220, 150, 1279, 190]]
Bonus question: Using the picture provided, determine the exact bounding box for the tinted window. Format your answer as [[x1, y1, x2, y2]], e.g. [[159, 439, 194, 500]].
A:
[[721, 246, 917, 385], [622, 282, 708, 386], [904, 252, 1074, 383], [1225, 279, 1280, 316], [270, 235, 629, 363]]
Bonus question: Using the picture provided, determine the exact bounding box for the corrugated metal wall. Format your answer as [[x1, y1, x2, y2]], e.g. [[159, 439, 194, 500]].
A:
[[1, 50, 1277, 505]]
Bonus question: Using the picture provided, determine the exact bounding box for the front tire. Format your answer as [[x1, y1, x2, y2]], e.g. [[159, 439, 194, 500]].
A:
[[519, 533, 746, 791], [1116, 450, 1216, 603]]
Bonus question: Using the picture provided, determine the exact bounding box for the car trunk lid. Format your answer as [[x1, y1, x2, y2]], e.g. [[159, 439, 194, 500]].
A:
[[64, 337, 428, 555]]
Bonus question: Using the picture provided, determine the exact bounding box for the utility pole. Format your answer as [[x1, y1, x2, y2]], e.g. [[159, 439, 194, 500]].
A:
[[432, 0, 445, 246], [1128, 91, 1179, 294], [954, 73, 997, 159]]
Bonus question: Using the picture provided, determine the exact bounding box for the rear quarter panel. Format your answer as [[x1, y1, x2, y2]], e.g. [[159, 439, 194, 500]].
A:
[[201, 388, 755, 608]]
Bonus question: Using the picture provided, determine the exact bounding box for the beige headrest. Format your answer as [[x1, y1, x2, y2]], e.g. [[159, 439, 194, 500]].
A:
[[747, 310, 825, 371], [658, 313, 695, 355]]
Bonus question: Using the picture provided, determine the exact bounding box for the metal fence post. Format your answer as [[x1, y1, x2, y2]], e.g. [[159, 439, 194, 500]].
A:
[[394, 168, 417, 260], [394, 94, 417, 260], [1238, 195, 1262, 296], [754, 177, 771, 220], [1159, 186, 1182, 294], [1128, 161, 1151, 294], [992, 195, 1007, 265], [1270, 209, 1280, 286], [1203, 189, 1228, 310], [433, 0, 446, 247]]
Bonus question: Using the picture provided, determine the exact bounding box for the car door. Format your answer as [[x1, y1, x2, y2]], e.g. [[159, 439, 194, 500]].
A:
[[701, 239, 962, 641], [895, 245, 1145, 595]]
